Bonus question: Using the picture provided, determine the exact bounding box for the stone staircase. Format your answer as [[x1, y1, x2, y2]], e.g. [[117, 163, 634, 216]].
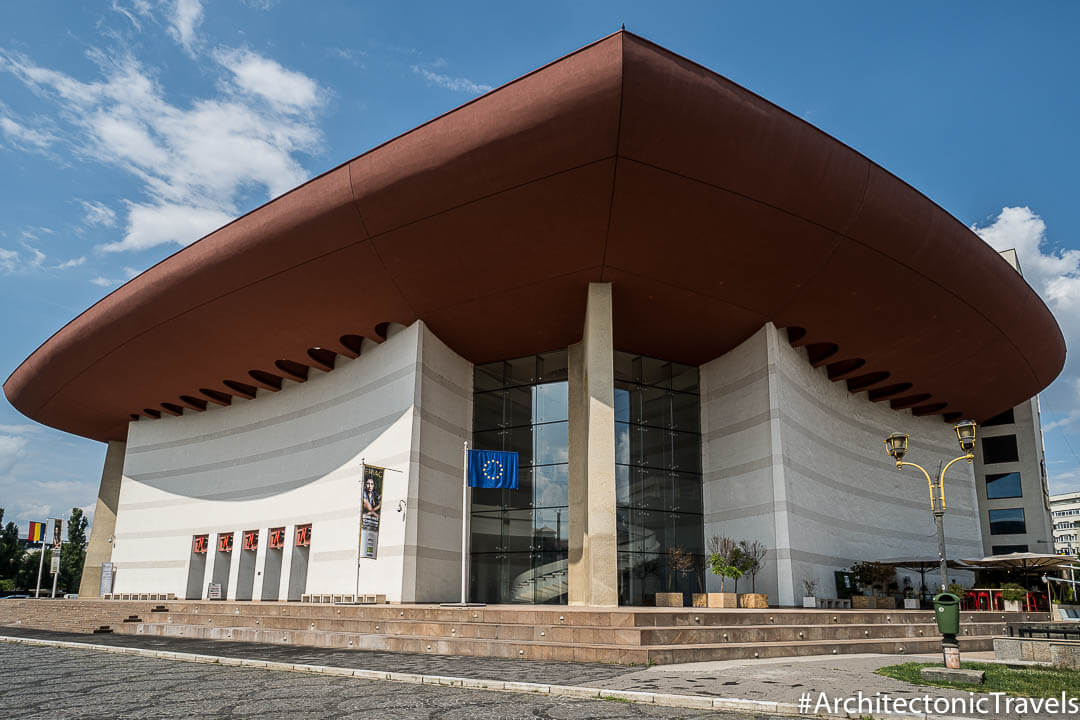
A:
[[0, 600, 1048, 665]]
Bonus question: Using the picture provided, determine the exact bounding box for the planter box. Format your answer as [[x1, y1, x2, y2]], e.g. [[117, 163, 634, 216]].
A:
[[655, 592, 685, 607], [879, 596, 897, 609], [802, 596, 817, 608], [691, 593, 708, 608], [1004, 599, 1022, 612], [740, 593, 769, 609], [903, 598, 919, 609], [851, 595, 875, 609], [695, 592, 738, 608]]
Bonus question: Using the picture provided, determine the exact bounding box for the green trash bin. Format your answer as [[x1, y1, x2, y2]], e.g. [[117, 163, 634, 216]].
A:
[[933, 592, 960, 636]]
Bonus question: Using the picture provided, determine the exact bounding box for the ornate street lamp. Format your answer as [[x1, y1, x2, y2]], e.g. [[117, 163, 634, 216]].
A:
[[883, 420, 976, 669], [882, 420, 977, 591]]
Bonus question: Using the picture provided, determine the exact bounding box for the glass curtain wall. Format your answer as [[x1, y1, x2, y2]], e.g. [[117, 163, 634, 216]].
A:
[[471, 351, 569, 604], [614, 352, 704, 606]]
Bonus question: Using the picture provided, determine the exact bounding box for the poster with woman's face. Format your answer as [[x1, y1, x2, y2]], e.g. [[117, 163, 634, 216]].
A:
[[359, 465, 384, 559]]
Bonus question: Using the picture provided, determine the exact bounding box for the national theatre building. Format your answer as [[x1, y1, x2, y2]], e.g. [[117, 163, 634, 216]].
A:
[[4, 32, 1064, 608]]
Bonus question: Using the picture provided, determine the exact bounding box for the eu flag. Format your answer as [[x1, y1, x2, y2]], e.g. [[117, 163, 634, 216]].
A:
[[467, 449, 519, 489]]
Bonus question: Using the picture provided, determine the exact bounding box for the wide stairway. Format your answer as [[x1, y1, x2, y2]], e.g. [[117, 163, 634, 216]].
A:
[[0, 600, 1048, 665]]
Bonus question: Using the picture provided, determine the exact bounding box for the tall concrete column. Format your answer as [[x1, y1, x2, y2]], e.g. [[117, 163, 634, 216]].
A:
[[568, 283, 618, 606], [79, 441, 125, 597]]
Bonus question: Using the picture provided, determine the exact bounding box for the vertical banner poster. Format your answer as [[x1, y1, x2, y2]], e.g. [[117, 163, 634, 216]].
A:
[[100, 562, 114, 595], [53, 518, 63, 550], [359, 465, 385, 560]]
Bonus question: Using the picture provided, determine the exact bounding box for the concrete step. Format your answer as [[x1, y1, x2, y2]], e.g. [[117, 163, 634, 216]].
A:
[[115, 620, 999, 665], [145, 612, 1013, 646]]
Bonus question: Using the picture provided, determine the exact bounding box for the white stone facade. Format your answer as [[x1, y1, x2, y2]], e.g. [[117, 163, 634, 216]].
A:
[[700, 324, 983, 606], [109, 321, 471, 603]]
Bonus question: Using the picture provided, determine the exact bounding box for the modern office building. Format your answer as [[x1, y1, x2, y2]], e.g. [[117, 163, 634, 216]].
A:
[[970, 250, 1055, 556], [4, 32, 1065, 608], [1052, 492, 1080, 557]]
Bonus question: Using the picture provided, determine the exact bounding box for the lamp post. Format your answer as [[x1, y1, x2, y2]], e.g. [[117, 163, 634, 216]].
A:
[[883, 420, 977, 593]]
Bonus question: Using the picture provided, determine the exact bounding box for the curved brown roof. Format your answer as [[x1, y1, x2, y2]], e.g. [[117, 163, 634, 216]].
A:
[[4, 31, 1065, 442]]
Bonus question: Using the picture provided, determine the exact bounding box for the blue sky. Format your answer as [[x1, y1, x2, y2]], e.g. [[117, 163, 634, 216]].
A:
[[2, 2, 1079, 534]]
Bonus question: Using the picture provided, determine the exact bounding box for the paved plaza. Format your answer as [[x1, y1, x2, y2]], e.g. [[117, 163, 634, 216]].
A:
[[1, 642, 769, 720], [0, 627, 1071, 720]]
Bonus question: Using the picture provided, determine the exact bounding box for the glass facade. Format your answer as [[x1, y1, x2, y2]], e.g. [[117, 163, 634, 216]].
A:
[[470, 352, 569, 604], [614, 352, 704, 606]]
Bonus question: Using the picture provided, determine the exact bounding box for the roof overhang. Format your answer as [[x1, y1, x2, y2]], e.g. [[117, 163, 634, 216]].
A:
[[4, 32, 1065, 441]]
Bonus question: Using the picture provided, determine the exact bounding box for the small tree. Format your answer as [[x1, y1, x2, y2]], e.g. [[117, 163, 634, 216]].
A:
[[802, 576, 818, 598], [707, 536, 744, 593], [1000, 582, 1027, 603], [738, 540, 768, 593], [59, 507, 89, 593], [0, 516, 22, 583]]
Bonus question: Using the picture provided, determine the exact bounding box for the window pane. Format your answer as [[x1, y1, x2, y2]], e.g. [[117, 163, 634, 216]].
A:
[[670, 363, 699, 393], [533, 464, 568, 508], [505, 356, 536, 387], [533, 382, 568, 424], [615, 464, 631, 506], [671, 391, 700, 433], [992, 544, 1028, 555], [614, 385, 631, 423], [534, 507, 568, 549], [503, 509, 533, 553], [613, 352, 635, 383], [469, 511, 503, 552], [640, 357, 671, 387], [473, 429, 505, 453], [505, 385, 532, 428], [641, 386, 670, 427], [982, 435, 1019, 464], [986, 472, 1022, 499], [537, 351, 568, 383], [615, 422, 632, 465], [989, 508, 1026, 535], [672, 430, 702, 473], [473, 391, 505, 431], [673, 471, 703, 515], [534, 421, 568, 465], [474, 362, 505, 392]]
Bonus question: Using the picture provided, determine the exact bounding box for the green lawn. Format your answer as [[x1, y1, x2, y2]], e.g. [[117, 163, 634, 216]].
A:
[[875, 662, 1080, 699]]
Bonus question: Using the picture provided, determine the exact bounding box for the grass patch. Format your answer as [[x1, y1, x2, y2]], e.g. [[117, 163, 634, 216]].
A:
[[599, 695, 634, 703], [875, 662, 1080, 699]]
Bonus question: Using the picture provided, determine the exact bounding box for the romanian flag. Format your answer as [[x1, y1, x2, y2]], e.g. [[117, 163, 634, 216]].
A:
[[27, 521, 45, 543]]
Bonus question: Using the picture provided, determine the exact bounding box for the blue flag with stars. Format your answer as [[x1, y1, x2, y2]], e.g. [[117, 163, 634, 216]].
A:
[[467, 449, 519, 489]]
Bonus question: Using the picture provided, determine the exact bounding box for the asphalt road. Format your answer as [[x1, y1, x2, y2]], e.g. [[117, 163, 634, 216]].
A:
[[0, 643, 776, 720]]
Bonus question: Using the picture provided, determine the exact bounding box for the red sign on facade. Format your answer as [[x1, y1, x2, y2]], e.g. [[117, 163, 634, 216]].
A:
[[217, 532, 233, 553], [268, 527, 285, 549], [295, 524, 311, 547], [193, 535, 209, 554], [242, 530, 258, 551]]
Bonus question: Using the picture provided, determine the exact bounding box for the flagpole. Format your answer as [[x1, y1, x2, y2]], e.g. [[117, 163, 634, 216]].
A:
[[460, 441, 468, 605], [34, 524, 46, 598], [356, 458, 364, 603]]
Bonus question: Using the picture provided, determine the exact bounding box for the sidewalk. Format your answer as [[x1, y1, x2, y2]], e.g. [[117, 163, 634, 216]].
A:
[[0, 626, 1070, 719]]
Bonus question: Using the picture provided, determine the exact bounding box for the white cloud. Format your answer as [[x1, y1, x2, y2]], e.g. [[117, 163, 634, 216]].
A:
[[167, 0, 203, 55], [411, 65, 492, 94], [214, 48, 323, 115], [90, 276, 117, 287], [101, 201, 232, 252], [973, 207, 1080, 490], [0, 248, 16, 273], [80, 200, 118, 228], [111, 0, 154, 31], [0, 115, 56, 149], [0, 44, 324, 253], [0, 243, 46, 273], [0, 435, 29, 477], [51, 256, 86, 270], [0, 424, 38, 434]]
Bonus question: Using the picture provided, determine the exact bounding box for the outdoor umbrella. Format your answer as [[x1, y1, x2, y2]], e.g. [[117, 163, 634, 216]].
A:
[[960, 552, 1072, 589], [876, 557, 976, 593]]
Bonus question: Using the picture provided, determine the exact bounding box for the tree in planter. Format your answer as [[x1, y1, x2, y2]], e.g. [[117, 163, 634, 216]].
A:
[[849, 561, 896, 596], [1001, 582, 1027, 606], [802, 576, 818, 599], [738, 540, 768, 594], [666, 546, 699, 595], [707, 536, 744, 593]]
